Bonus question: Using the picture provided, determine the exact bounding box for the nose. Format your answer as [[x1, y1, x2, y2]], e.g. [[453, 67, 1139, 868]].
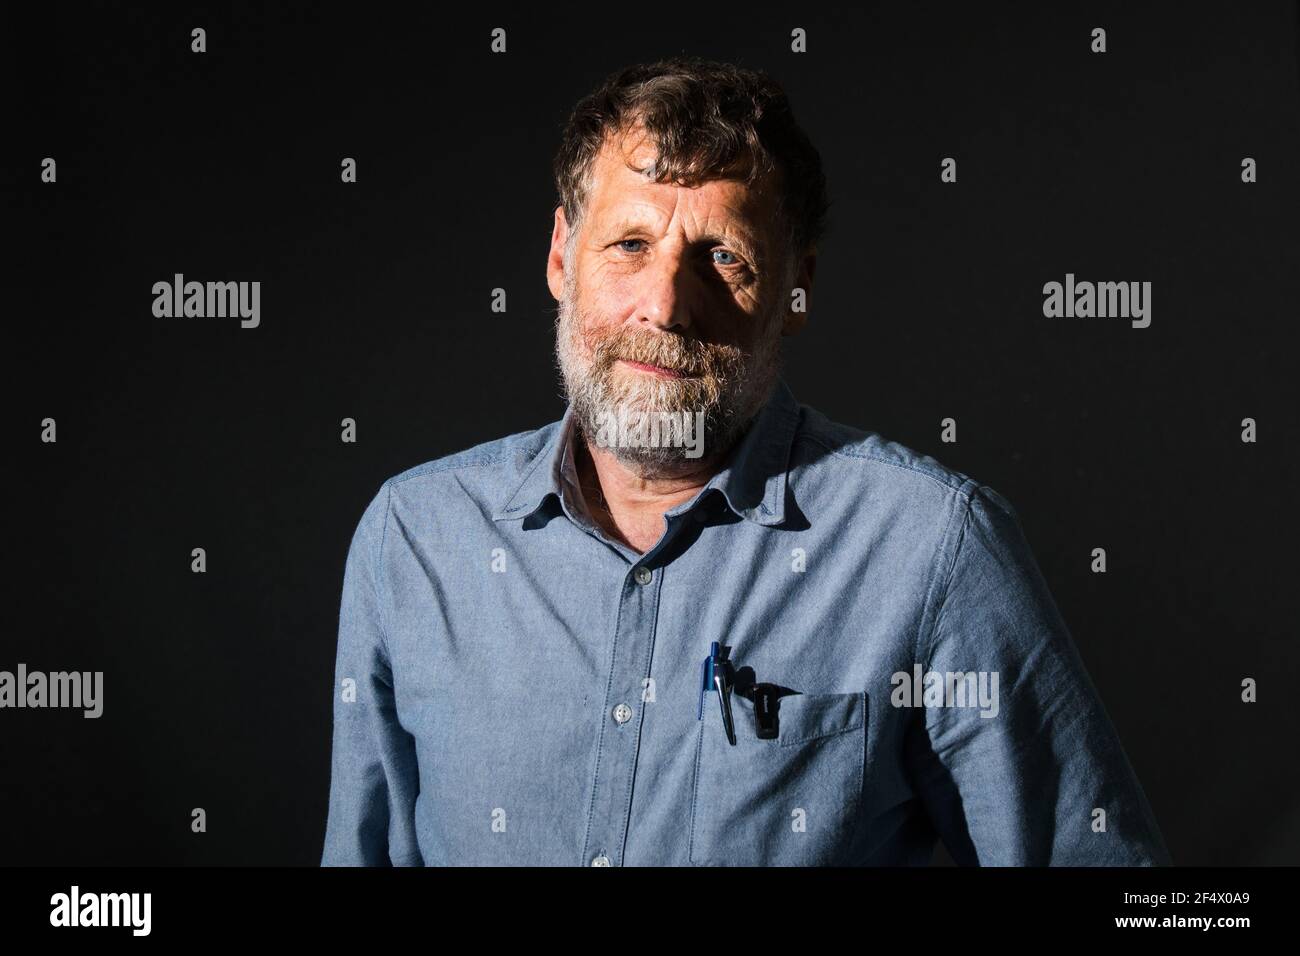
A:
[[632, 246, 693, 334]]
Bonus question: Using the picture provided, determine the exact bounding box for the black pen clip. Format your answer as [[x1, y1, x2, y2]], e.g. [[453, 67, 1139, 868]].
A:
[[740, 682, 785, 739]]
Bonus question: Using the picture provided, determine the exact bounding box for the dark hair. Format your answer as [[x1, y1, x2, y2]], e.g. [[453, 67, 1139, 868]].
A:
[[552, 56, 829, 268]]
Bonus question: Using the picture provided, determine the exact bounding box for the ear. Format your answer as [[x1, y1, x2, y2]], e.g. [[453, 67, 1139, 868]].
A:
[[546, 206, 570, 301], [781, 249, 816, 336]]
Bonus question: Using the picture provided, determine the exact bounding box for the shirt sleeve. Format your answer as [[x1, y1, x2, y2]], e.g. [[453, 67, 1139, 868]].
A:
[[907, 481, 1172, 866], [320, 482, 423, 866]]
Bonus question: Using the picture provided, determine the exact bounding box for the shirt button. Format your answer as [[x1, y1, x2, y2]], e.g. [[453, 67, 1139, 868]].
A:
[[633, 566, 653, 585], [612, 703, 632, 724], [590, 854, 611, 866]]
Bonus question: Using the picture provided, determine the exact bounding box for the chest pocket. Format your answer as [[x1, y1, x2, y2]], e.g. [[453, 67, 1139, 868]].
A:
[[688, 690, 868, 866]]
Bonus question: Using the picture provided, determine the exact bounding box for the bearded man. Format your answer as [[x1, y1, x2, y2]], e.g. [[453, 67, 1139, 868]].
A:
[[321, 56, 1171, 867]]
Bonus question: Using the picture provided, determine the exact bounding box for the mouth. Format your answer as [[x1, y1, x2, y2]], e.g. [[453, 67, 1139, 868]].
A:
[[617, 358, 693, 379]]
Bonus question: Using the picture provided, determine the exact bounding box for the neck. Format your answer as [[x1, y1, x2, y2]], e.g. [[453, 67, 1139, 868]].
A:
[[573, 431, 727, 554]]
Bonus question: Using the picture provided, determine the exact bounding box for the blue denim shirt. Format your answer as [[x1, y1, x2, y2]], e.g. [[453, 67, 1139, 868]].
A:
[[320, 378, 1171, 866]]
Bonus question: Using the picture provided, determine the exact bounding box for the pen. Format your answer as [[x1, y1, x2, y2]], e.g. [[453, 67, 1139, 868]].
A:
[[698, 641, 737, 746]]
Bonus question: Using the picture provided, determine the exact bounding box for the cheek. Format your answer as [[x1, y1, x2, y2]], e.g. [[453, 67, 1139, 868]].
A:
[[695, 315, 761, 352], [573, 292, 631, 344], [698, 286, 772, 342], [582, 275, 634, 323]]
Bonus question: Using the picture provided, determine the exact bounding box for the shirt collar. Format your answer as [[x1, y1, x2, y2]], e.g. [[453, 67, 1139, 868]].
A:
[[492, 377, 802, 527]]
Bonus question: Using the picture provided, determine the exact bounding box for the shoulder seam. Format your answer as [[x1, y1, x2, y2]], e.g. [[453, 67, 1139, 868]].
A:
[[913, 477, 982, 670], [375, 480, 396, 664], [388, 452, 517, 486], [793, 432, 968, 495], [386, 424, 557, 487]]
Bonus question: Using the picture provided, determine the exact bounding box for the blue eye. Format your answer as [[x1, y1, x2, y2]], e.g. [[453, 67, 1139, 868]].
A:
[[712, 249, 739, 266], [618, 240, 645, 253]]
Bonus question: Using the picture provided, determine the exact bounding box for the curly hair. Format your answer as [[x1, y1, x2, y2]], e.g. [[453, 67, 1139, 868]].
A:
[[552, 56, 830, 268]]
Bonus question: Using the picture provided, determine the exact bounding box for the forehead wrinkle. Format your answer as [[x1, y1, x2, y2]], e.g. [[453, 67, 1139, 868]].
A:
[[581, 125, 783, 267]]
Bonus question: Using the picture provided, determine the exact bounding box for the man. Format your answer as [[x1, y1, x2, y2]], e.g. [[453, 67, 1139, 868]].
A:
[[321, 56, 1171, 866]]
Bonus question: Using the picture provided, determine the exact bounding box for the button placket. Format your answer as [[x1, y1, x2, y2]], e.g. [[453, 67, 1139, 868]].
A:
[[580, 559, 661, 867]]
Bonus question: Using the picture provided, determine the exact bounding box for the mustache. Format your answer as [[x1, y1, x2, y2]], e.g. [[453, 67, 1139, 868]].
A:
[[588, 330, 730, 378]]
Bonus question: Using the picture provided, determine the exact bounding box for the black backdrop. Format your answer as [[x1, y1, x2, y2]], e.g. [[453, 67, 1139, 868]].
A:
[[6, 2, 1298, 865]]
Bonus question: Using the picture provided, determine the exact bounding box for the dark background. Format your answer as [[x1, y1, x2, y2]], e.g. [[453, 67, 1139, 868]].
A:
[[5, 2, 1298, 865]]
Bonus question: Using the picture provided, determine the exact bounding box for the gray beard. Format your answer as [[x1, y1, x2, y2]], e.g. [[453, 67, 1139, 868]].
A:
[[553, 271, 785, 478]]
